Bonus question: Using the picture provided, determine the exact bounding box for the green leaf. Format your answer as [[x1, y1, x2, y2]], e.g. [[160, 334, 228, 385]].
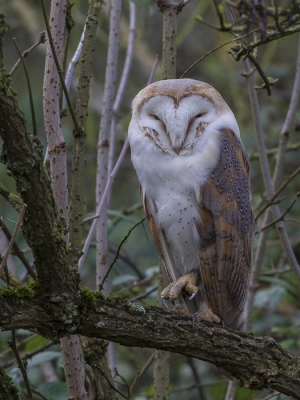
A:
[[37, 382, 68, 400], [27, 351, 61, 368], [25, 335, 51, 352]]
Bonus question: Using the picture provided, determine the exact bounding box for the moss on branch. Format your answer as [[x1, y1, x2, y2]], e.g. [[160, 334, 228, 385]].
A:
[[0, 290, 300, 399]]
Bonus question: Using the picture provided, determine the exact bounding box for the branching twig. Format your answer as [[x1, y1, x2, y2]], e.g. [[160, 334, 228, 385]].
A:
[[129, 352, 155, 396], [0, 204, 27, 277], [9, 32, 46, 76], [9, 330, 33, 400], [96, 0, 122, 294], [0, 218, 36, 279], [94, 365, 130, 400], [79, 138, 129, 271], [108, 1, 137, 175], [255, 165, 300, 221], [257, 192, 300, 234], [244, 58, 300, 283], [12, 39, 37, 136], [99, 218, 145, 291], [129, 286, 157, 302]]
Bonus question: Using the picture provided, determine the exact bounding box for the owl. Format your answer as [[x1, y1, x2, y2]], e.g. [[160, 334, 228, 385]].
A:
[[128, 79, 254, 331]]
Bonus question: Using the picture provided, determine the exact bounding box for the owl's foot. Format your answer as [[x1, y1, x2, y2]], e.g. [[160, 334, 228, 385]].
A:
[[192, 301, 221, 326], [161, 273, 198, 309]]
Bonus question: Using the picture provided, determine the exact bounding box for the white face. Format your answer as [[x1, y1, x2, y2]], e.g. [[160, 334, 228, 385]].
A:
[[137, 95, 218, 156]]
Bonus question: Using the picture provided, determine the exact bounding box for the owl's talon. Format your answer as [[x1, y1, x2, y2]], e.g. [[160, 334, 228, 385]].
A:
[[189, 292, 197, 301], [161, 297, 169, 310], [161, 273, 199, 306], [171, 299, 176, 305]]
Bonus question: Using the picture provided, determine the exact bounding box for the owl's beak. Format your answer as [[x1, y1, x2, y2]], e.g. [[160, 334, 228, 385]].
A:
[[173, 146, 181, 155]]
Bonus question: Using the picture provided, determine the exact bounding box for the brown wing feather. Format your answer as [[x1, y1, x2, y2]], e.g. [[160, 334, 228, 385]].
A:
[[197, 129, 254, 329]]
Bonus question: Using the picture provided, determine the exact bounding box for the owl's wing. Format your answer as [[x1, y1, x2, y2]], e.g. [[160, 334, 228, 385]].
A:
[[196, 128, 254, 329], [141, 189, 200, 314]]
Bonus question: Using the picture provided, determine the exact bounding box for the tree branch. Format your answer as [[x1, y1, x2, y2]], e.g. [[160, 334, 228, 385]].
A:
[[0, 292, 300, 399]]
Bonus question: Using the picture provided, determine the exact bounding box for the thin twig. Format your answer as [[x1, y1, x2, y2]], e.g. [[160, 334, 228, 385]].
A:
[[79, 138, 129, 271], [0, 204, 27, 277], [246, 33, 300, 331], [148, 54, 161, 85], [186, 357, 206, 400], [108, 1, 137, 176], [2, 341, 55, 369], [12, 39, 37, 136], [249, 140, 300, 160], [248, 52, 271, 96], [9, 331, 33, 400], [180, 29, 259, 78], [99, 218, 145, 291], [31, 387, 51, 400], [257, 192, 300, 234], [0, 218, 36, 279], [244, 58, 300, 282], [129, 286, 158, 302], [62, 25, 86, 109], [96, 0, 122, 295], [255, 165, 300, 221], [129, 352, 155, 396], [94, 366, 130, 400], [114, 368, 130, 398], [9, 32, 46, 76]]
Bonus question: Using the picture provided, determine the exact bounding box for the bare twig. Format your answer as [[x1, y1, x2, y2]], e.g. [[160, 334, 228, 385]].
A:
[[68, 2, 101, 268], [0, 218, 36, 279], [255, 165, 300, 221], [79, 138, 129, 271], [62, 25, 86, 109], [94, 366, 130, 400], [246, 35, 300, 331], [129, 286, 158, 302], [0, 204, 27, 277], [129, 352, 155, 396], [148, 54, 161, 85], [99, 218, 145, 291], [180, 29, 259, 78], [9, 32, 46, 76], [244, 58, 300, 283], [186, 357, 206, 400], [108, 1, 137, 175], [9, 330, 33, 400], [249, 141, 300, 161], [12, 38, 37, 137], [257, 192, 300, 234], [96, 0, 122, 295]]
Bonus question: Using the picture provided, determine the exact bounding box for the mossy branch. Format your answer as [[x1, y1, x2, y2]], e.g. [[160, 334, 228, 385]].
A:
[[0, 291, 300, 399]]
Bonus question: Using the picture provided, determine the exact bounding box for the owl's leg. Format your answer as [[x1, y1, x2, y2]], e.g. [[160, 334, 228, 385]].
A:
[[161, 272, 199, 309], [192, 295, 221, 325]]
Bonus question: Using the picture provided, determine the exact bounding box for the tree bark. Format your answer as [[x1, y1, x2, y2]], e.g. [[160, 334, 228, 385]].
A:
[[0, 291, 300, 399]]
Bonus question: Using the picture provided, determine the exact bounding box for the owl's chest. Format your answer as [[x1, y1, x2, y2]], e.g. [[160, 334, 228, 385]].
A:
[[137, 152, 214, 271]]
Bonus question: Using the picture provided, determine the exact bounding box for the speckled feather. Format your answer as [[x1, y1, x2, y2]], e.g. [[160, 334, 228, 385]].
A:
[[197, 129, 254, 329]]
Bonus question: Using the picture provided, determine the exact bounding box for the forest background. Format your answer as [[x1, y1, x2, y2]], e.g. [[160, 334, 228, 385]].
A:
[[0, 0, 300, 399]]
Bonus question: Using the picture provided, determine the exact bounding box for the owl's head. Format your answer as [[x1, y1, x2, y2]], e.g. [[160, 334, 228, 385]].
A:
[[129, 79, 240, 156]]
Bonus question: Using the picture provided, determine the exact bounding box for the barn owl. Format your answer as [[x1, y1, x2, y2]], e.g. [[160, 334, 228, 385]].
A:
[[128, 79, 254, 331]]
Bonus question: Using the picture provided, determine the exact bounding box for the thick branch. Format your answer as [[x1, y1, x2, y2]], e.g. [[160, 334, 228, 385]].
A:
[[0, 291, 300, 399], [0, 13, 78, 296]]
